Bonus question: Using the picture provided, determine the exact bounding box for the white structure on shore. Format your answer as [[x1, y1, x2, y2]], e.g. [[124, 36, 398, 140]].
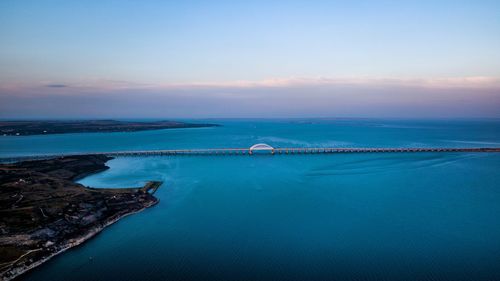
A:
[[249, 143, 274, 154]]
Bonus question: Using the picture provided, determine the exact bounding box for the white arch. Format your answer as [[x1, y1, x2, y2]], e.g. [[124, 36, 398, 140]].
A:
[[249, 143, 274, 151]]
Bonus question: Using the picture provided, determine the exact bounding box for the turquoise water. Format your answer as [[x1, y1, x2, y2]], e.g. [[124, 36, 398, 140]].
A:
[[4, 119, 500, 281], [2, 119, 500, 157]]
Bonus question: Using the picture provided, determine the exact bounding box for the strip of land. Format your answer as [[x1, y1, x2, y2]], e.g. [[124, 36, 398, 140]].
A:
[[0, 155, 162, 281], [0, 120, 218, 136]]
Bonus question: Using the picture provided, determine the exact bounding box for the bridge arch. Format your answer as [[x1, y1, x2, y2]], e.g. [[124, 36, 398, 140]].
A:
[[249, 143, 274, 154]]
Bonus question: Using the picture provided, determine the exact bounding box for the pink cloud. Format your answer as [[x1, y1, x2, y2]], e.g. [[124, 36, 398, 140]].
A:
[[1, 76, 499, 119], [2, 76, 500, 93]]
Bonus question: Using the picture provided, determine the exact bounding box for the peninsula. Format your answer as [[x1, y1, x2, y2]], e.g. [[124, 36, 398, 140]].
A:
[[0, 155, 161, 281], [0, 120, 218, 136]]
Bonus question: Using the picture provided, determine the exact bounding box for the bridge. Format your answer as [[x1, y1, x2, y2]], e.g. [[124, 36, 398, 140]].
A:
[[1, 143, 500, 162]]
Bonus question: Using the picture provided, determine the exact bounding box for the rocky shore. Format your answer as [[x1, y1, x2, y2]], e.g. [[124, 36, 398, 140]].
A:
[[0, 155, 161, 281]]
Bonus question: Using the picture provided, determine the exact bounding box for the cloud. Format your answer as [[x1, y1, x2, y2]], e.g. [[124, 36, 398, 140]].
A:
[[4, 76, 500, 93], [1, 76, 499, 119], [45, 84, 69, 88], [155, 76, 500, 90]]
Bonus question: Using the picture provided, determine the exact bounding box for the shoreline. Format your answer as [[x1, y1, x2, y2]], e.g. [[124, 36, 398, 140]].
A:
[[6, 199, 158, 281], [0, 156, 162, 281], [0, 120, 219, 136]]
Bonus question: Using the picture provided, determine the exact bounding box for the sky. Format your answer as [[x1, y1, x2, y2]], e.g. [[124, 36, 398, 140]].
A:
[[0, 0, 499, 118]]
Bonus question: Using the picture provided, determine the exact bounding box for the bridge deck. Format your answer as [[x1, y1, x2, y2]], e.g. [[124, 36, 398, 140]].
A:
[[1, 147, 500, 162]]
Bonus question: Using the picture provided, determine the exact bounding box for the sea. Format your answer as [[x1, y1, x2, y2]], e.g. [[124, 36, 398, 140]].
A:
[[2, 119, 500, 281]]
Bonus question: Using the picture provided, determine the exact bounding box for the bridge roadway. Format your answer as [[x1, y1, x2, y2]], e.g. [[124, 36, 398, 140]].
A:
[[1, 147, 500, 162]]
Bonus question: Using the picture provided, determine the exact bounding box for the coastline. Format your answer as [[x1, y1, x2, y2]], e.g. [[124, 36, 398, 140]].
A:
[[0, 120, 219, 136], [0, 156, 162, 281], [5, 199, 158, 281]]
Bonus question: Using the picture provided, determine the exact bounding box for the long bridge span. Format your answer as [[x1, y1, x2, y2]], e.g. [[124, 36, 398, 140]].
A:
[[2, 143, 500, 162]]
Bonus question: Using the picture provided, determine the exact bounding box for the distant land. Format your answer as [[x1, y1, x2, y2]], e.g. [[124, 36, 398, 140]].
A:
[[0, 155, 162, 281], [0, 120, 219, 136]]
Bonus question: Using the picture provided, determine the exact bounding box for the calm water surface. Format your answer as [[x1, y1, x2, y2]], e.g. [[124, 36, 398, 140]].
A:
[[2, 119, 499, 281]]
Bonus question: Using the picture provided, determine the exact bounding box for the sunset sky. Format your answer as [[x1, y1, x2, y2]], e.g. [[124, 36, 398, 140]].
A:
[[1, 0, 499, 118]]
